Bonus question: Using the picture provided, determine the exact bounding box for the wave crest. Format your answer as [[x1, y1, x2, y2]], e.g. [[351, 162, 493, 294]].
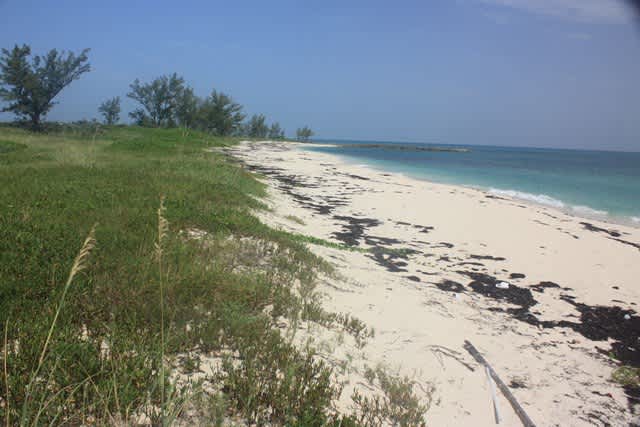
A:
[[488, 189, 565, 209], [488, 188, 610, 218], [570, 205, 608, 217]]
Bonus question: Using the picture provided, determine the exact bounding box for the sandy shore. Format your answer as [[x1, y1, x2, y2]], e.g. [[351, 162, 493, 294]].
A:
[[225, 140, 640, 426]]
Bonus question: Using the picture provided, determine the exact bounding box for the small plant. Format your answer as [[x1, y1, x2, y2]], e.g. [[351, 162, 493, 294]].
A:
[[302, 305, 374, 349], [350, 366, 432, 427], [221, 331, 340, 426], [155, 196, 169, 424], [286, 215, 306, 225], [288, 232, 368, 253], [17, 224, 97, 425], [612, 366, 640, 387]]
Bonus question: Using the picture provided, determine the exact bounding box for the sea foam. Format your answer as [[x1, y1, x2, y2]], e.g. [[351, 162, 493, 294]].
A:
[[570, 205, 608, 217], [488, 189, 565, 209], [488, 189, 610, 218]]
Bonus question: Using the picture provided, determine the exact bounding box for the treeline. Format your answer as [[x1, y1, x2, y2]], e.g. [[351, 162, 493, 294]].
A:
[[122, 73, 289, 139], [0, 44, 314, 141]]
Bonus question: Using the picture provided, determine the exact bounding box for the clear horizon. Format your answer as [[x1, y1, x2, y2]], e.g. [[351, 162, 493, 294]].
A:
[[1, 0, 640, 151]]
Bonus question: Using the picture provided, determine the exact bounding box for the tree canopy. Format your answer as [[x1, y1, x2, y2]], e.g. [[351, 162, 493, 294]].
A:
[[175, 86, 199, 129], [98, 96, 121, 125], [127, 73, 185, 127], [196, 90, 245, 136], [0, 42, 308, 138], [296, 126, 314, 142], [0, 44, 90, 130], [247, 114, 269, 138], [268, 122, 285, 140]]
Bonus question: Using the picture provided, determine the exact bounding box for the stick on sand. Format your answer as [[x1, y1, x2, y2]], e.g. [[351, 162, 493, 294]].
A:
[[486, 365, 501, 424], [464, 340, 536, 427]]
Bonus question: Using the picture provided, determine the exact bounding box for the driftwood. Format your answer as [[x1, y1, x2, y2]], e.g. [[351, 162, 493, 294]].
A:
[[425, 344, 476, 372], [485, 365, 501, 423], [464, 340, 536, 427]]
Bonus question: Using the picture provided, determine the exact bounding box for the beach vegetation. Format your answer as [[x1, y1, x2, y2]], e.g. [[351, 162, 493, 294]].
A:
[[612, 366, 640, 387], [98, 96, 121, 125], [286, 214, 306, 225], [247, 113, 269, 138], [127, 73, 186, 127], [0, 44, 90, 130], [350, 366, 432, 427], [0, 125, 430, 425], [195, 89, 246, 136], [175, 86, 199, 129], [269, 122, 286, 139], [296, 125, 314, 142]]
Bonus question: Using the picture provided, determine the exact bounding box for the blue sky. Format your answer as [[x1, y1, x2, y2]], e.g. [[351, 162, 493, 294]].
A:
[[1, 0, 639, 151]]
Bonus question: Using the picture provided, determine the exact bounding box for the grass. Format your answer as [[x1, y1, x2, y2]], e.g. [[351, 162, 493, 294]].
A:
[[612, 366, 640, 388], [0, 124, 430, 425], [351, 366, 433, 427], [285, 215, 306, 225], [0, 140, 26, 154]]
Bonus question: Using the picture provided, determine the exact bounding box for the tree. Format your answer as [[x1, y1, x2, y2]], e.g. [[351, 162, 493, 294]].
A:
[[195, 90, 245, 136], [296, 126, 314, 142], [127, 73, 185, 127], [175, 86, 199, 129], [247, 114, 269, 138], [98, 96, 121, 125], [268, 122, 285, 140], [0, 44, 90, 130]]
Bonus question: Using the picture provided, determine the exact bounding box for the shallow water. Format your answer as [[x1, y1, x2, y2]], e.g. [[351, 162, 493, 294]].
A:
[[305, 140, 640, 224]]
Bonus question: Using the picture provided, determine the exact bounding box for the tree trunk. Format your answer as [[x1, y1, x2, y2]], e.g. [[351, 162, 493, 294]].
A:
[[30, 113, 42, 131]]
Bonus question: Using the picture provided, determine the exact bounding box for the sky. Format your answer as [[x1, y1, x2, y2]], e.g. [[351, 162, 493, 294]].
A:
[[1, 0, 640, 151]]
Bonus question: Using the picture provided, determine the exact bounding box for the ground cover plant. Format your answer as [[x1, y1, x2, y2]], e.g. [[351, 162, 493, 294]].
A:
[[0, 125, 429, 426]]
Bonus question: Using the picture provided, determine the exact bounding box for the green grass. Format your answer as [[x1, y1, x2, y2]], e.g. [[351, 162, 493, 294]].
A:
[[612, 366, 640, 387], [0, 125, 429, 426], [285, 214, 306, 225], [0, 140, 26, 154], [288, 232, 369, 253], [0, 126, 328, 425]]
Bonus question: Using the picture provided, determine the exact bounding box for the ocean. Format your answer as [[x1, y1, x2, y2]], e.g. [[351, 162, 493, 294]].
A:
[[304, 140, 640, 226]]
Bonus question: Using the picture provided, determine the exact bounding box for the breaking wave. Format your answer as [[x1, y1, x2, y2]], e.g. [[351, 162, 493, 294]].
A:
[[488, 188, 610, 218], [488, 189, 566, 209]]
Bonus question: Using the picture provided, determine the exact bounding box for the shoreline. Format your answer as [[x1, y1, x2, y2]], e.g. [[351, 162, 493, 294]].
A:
[[302, 143, 640, 229], [227, 140, 640, 426]]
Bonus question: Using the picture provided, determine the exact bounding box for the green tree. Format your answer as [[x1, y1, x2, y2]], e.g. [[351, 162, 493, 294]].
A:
[[296, 126, 314, 142], [98, 96, 121, 125], [175, 86, 199, 129], [195, 90, 245, 136], [0, 44, 90, 130], [268, 122, 285, 140], [247, 114, 269, 138], [127, 73, 185, 127]]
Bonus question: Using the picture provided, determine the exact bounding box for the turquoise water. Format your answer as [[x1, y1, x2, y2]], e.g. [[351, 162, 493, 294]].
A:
[[305, 140, 640, 225]]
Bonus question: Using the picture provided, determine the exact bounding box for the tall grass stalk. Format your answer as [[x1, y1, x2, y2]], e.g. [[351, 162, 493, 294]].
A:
[[155, 197, 169, 425], [3, 319, 9, 427], [20, 224, 97, 424]]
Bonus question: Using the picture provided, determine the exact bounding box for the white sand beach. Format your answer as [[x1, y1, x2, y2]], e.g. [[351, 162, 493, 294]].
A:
[[226, 140, 640, 426]]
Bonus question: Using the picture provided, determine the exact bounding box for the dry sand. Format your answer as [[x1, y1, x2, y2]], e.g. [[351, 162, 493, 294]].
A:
[[225, 140, 640, 426]]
